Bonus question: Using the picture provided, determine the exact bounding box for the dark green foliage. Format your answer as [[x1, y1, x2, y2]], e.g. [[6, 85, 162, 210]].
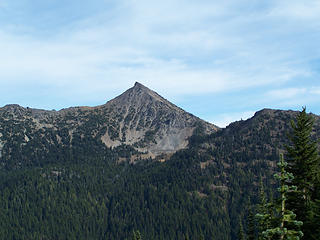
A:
[[307, 198, 320, 238], [256, 180, 275, 240], [0, 148, 230, 239], [132, 230, 142, 240], [285, 107, 320, 239], [238, 220, 246, 240], [253, 108, 320, 240], [0, 107, 319, 239], [247, 208, 256, 240], [262, 154, 303, 240]]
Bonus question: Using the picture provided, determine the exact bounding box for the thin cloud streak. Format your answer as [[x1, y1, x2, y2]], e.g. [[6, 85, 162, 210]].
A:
[[310, 88, 320, 95], [269, 1, 320, 20], [267, 88, 308, 100], [210, 111, 256, 128], [0, 0, 319, 125]]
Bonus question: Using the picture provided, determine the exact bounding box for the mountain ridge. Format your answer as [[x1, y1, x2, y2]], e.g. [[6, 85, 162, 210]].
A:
[[0, 82, 218, 162], [1, 83, 319, 166], [0, 84, 320, 239]]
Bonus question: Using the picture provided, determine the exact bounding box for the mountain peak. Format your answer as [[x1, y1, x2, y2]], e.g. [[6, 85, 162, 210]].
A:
[[0, 83, 218, 157], [131, 82, 158, 95], [102, 82, 218, 155], [133, 81, 146, 89], [130, 82, 157, 97], [108, 82, 167, 107]]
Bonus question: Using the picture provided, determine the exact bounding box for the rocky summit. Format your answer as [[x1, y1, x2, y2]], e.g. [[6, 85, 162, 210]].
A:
[[0, 82, 218, 165], [102, 82, 218, 154]]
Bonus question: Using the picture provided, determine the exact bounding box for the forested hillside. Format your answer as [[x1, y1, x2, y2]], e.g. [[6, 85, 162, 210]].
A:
[[0, 86, 319, 239]]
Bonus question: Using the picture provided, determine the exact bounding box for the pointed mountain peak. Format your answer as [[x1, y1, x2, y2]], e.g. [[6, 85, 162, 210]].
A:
[[102, 82, 218, 154], [131, 82, 155, 95], [108, 82, 167, 107], [133, 81, 146, 88]]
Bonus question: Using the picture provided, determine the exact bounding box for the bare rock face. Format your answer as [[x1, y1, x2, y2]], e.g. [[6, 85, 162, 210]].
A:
[[0, 83, 218, 163], [100, 82, 218, 154]]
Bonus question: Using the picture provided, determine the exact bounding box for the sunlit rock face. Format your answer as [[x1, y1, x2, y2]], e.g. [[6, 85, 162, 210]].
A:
[[0, 82, 218, 166]]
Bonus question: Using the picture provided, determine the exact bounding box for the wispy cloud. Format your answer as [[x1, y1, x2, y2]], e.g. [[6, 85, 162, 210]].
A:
[[0, 0, 319, 117], [310, 87, 320, 95], [267, 88, 308, 100], [210, 111, 256, 128], [263, 87, 320, 111], [270, 1, 320, 20]]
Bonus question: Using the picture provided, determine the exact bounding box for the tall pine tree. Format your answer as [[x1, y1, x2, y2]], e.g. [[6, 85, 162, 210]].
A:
[[262, 154, 303, 240], [256, 179, 274, 240], [238, 219, 246, 240], [247, 208, 256, 240], [285, 107, 320, 239]]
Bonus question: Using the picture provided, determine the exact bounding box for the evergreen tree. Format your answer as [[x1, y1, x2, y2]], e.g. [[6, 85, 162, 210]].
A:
[[262, 154, 303, 240], [256, 179, 273, 240], [238, 220, 245, 240], [247, 208, 256, 240], [285, 107, 320, 239], [132, 230, 142, 240], [306, 199, 320, 239], [305, 175, 320, 239]]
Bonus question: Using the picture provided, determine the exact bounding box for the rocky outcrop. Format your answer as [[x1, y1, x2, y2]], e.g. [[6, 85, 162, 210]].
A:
[[100, 82, 218, 154], [0, 83, 218, 161]]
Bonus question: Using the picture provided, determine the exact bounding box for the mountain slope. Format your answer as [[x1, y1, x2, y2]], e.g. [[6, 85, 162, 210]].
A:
[[185, 108, 320, 239], [102, 82, 218, 154], [0, 82, 217, 168], [0, 97, 319, 239]]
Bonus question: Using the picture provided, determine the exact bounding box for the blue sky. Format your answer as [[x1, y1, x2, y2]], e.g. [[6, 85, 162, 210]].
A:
[[0, 0, 319, 127]]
